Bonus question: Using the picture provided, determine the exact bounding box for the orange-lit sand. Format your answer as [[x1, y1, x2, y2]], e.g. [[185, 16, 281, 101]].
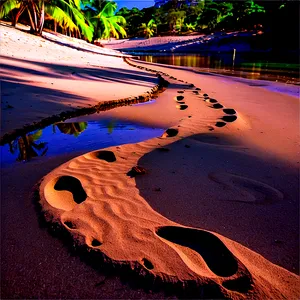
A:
[[1, 24, 299, 299]]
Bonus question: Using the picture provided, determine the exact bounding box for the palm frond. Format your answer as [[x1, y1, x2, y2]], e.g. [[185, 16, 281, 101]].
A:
[[0, 0, 21, 19], [45, 4, 78, 31]]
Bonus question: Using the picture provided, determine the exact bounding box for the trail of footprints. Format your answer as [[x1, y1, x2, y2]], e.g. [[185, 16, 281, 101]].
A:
[[125, 58, 237, 130], [41, 61, 288, 297], [175, 87, 237, 130]]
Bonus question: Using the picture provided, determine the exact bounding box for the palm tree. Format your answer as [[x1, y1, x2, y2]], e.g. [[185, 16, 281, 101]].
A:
[[45, 0, 94, 40], [184, 22, 196, 33], [140, 19, 156, 39], [84, 1, 126, 41], [0, 0, 93, 40]]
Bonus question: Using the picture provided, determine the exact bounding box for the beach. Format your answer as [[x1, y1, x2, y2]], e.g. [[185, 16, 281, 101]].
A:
[[1, 24, 299, 299]]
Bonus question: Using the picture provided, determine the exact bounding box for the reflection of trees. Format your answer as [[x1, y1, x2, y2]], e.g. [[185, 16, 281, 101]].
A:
[[53, 122, 88, 137], [9, 130, 48, 161]]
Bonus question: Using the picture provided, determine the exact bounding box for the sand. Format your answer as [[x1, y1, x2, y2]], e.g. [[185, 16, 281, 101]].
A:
[[0, 23, 158, 136], [1, 24, 299, 299]]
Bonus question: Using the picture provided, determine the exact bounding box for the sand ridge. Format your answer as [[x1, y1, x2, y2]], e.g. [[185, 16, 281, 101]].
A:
[[39, 67, 300, 298]]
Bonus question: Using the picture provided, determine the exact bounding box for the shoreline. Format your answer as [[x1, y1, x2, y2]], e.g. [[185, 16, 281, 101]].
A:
[[0, 67, 168, 145]]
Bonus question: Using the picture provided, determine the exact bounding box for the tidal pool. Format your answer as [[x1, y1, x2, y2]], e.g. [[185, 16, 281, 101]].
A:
[[0, 119, 165, 166]]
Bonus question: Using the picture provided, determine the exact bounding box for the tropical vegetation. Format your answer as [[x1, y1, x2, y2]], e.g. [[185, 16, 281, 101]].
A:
[[0, 0, 298, 50], [0, 0, 126, 41]]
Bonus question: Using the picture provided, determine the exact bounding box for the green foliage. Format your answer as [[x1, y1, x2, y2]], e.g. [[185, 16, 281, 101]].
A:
[[1, 0, 297, 52], [140, 18, 156, 38], [0, 0, 21, 19], [167, 9, 186, 32], [95, 2, 126, 39], [184, 22, 195, 32], [0, 0, 93, 40], [84, 1, 127, 40], [114, 0, 267, 36], [116, 6, 144, 37]]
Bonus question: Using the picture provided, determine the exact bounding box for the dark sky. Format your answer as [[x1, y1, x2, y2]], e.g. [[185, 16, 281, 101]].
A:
[[115, 0, 155, 10]]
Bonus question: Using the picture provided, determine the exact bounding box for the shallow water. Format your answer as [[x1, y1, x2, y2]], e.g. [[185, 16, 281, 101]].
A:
[[139, 54, 299, 84], [0, 119, 164, 166]]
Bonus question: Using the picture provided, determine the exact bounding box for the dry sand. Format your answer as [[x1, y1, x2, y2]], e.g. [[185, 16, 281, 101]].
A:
[[1, 25, 299, 299], [103, 34, 205, 50], [0, 23, 158, 135]]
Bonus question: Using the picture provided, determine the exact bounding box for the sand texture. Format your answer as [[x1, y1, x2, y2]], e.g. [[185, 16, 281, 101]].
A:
[[39, 69, 300, 298], [1, 24, 299, 299]]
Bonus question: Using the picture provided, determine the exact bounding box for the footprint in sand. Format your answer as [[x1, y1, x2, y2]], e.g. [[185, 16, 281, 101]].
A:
[[212, 103, 224, 109], [176, 104, 188, 110], [208, 172, 284, 204], [208, 98, 218, 104], [177, 91, 184, 94], [215, 121, 227, 127], [223, 108, 236, 115], [95, 150, 116, 162], [162, 128, 179, 138], [175, 95, 184, 101], [49, 175, 87, 211], [221, 115, 237, 122], [157, 226, 239, 277]]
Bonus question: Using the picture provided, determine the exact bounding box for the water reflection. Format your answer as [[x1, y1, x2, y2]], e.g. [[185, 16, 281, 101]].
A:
[[53, 122, 88, 136], [1, 120, 164, 165], [140, 54, 299, 83], [8, 130, 48, 162]]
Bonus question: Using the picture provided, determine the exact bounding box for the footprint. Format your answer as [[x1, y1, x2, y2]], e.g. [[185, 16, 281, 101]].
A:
[[215, 122, 226, 127], [208, 172, 284, 204], [203, 93, 208, 97], [212, 103, 224, 109], [176, 95, 184, 101], [54, 176, 87, 205], [142, 258, 154, 270], [156, 226, 238, 277], [162, 128, 179, 138], [195, 88, 201, 91], [177, 91, 184, 94], [209, 99, 218, 104], [176, 104, 188, 110], [221, 115, 237, 122], [192, 91, 199, 95], [91, 239, 102, 247], [95, 150, 116, 162], [223, 108, 236, 115]]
